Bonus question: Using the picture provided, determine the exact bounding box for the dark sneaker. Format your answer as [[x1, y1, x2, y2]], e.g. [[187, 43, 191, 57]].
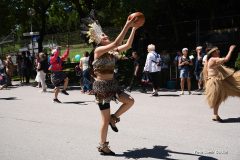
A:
[[61, 90, 69, 95], [152, 92, 159, 96], [53, 98, 62, 103]]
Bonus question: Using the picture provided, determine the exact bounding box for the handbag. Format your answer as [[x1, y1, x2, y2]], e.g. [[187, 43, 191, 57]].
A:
[[141, 72, 150, 83]]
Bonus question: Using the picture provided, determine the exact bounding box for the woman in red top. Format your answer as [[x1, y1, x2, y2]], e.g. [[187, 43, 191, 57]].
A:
[[49, 46, 70, 103]]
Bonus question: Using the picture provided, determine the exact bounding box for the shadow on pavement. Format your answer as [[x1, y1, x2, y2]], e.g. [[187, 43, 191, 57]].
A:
[[221, 117, 240, 123], [157, 94, 180, 97], [0, 97, 19, 100], [63, 101, 94, 105], [145, 93, 180, 97], [5, 85, 19, 89], [198, 156, 218, 160], [192, 92, 204, 95], [158, 89, 177, 92], [67, 86, 82, 91], [116, 145, 217, 160]]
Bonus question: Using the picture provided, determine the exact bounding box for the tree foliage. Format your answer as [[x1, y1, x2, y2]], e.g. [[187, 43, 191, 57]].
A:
[[1, 0, 240, 51]]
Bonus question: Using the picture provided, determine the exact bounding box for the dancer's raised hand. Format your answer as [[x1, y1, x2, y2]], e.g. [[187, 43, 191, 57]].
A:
[[229, 45, 236, 52], [125, 16, 137, 28]]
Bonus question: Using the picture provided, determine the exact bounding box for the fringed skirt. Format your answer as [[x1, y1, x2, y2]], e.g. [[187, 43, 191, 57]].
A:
[[93, 79, 122, 104], [51, 71, 67, 87], [205, 71, 240, 108]]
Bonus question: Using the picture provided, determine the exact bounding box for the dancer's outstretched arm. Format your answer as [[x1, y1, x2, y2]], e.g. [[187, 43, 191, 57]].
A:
[[223, 45, 236, 62], [117, 27, 138, 52], [61, 47, 70, 61], [94, 18, 135, 59], [209, 45, 236, 66]]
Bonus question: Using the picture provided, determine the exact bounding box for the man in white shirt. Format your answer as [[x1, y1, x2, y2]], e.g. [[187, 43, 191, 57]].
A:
[[143, 44, 161, 96]]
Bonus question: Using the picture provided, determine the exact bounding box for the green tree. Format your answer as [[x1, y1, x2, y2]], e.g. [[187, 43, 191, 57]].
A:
[[31, 0, 54, 52], [0, 0, 12, 36], [1, 0, 240, 52], [235, 53, 240, 70]]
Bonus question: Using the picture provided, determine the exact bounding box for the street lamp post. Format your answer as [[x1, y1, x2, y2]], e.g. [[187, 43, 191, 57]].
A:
[[24, 8, 38, 56], [28, 8, 35, 55], [64, 5, 72, 46]]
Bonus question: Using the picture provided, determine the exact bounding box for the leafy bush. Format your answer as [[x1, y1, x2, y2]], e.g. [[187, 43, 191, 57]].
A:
[[235, 53, 240, 70]]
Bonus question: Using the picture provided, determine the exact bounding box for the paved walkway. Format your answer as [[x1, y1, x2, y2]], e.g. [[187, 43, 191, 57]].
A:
[[0, 82, 239, 160]]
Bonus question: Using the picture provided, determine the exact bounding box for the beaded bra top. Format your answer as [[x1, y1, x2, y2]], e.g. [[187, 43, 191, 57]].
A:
[[92, 52, 117, 75]]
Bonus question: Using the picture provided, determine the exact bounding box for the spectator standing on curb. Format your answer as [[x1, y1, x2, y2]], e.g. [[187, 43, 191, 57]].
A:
[[36, 52, 48, 92], [5, 55, 14, 86], [178, 48, 193, 95], [21, 51, 32, 84], [16, 52, 23, 84], [79, 51, 93, 94], [194, 46, 205, 91], [34, 53, 41, 88], [143, 44, 161, 96], [174, 51, 182, 89]]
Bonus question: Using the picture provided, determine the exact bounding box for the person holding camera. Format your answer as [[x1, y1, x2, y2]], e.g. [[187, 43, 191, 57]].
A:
[[143, 44, 161, 96], [179, 48, 193, 95]]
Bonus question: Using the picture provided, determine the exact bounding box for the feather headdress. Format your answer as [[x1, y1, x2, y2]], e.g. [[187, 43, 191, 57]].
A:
[[80, 10, 104, 45]]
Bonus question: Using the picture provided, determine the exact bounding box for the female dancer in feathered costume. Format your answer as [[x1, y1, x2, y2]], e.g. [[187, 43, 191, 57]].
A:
[[80, 10, 140, 155], [203, 45, 240, 122]]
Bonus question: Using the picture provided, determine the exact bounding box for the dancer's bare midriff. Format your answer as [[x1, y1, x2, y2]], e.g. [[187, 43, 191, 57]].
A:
[[96, 74, 114, 80]]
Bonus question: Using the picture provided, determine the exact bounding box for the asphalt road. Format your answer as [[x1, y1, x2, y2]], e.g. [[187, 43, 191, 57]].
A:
[[0, 83, 239, 160]]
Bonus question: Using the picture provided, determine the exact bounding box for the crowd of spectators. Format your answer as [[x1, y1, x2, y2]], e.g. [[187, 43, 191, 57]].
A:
[[0, 44, 224, 97], [124, 44, 210, 95]]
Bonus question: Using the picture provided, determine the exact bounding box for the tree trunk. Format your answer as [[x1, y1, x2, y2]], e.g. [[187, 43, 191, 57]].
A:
[[38, 12, 46, 52], [35, 0, 53, 52]]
